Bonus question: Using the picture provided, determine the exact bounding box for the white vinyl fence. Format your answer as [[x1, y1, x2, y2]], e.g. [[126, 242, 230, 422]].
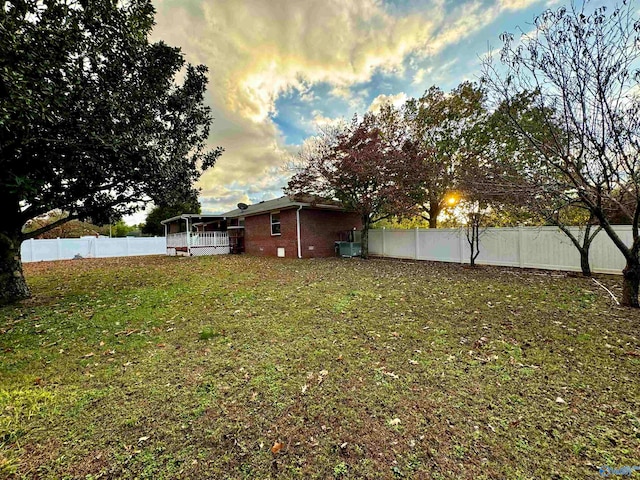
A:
[[21, 236, 166, 263], [368, 226, 630, 275]]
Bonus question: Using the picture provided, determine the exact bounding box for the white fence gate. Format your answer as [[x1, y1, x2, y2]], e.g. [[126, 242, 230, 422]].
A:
[[368, 226, 630, 275], [21, 236, 166, 263]]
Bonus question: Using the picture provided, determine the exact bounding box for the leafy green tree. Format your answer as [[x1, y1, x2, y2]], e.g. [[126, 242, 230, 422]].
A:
[[287, 113, 423, 258], [142, 196, 202, 237], [110, 220, 136, 238], [0, 0, 223, 304], [375, 216, 432, 229], [462, 92, 602, 276], [403, 82, 486, 228]]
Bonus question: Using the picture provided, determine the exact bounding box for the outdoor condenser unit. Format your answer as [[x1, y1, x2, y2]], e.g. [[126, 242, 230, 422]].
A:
[[335, 241, 362, 258]]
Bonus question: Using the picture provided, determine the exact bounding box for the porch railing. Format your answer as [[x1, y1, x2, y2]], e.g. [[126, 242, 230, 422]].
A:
[[166, 231, 229, 248]]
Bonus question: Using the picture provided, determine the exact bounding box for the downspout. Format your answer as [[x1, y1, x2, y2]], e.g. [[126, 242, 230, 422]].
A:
[[296, 205, 303, 259]]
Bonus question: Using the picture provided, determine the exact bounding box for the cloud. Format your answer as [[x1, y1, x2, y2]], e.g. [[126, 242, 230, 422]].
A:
[[309, 111, 347, 130], [151, 0, 549, 213], [368, 92, 408, 113], [412, 67, 432, 85], [499, 0, 544, 10]]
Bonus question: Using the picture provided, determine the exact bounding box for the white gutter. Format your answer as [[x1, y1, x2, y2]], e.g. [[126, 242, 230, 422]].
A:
[[296, 205, 303, 259]]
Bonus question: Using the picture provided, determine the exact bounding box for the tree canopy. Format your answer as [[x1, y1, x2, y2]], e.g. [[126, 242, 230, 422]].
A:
[[286, 113, 423, 258], [142, 195, 202, 237], [404, 82, 486, 228], [482, 0, 640, 305], [0, 0, 222, 303]]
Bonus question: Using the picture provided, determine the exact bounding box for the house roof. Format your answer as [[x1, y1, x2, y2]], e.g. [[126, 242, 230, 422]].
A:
[[161, 195, 347, 224], [221, 195, 345, 218], [160, 213, 224, 225]]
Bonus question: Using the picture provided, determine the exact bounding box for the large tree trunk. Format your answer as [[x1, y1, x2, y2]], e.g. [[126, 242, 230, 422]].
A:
[[0, 228, 30, 304], [554, 222, 600, 277], [622, 259, 640, 308], [361, 218, 369, 259], [428, 202, 440, 229], [579, 249, 592, 277]]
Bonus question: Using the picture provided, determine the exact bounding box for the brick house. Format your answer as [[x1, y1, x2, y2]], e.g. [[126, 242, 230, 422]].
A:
[[161, 195, 362, 258]]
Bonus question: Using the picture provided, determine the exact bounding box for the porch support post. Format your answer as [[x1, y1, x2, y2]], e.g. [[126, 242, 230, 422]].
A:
[[164, 223, 168, 254], [186, 217, 191, 256]]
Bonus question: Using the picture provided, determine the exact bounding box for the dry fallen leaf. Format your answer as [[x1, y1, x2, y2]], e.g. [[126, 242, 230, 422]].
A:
[[388, 418, 401, 426], [555, 397, 566, 404], [138, 436, 149, 443], [271, 441, 284, 454]]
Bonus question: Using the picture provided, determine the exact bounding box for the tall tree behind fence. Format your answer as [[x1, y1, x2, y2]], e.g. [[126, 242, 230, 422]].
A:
[[369, 227, 629, 275]]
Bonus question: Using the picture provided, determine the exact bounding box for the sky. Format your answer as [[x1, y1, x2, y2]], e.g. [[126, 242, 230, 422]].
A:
[[128, 0, 566, 222]]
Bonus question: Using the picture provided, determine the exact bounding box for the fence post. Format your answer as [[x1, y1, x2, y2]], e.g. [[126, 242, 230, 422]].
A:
[[29, 238, 34, 262], [415, 228, 419, 260], [56, 237, 62, 261], [459, 229, 465, 264], [126, 237, 130, 256], [518, 226, 524, 269], [381, 227, 386, 257]]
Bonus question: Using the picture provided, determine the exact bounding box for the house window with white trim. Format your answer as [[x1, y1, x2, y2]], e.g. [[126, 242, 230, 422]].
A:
[[270, 212, 281, 235]]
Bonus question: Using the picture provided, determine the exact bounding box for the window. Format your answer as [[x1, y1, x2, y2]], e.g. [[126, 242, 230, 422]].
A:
[[228, 217, 245, 229], [270, 212, 281, 235]]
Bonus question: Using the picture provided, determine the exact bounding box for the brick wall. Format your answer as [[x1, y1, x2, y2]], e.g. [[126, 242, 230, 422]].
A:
[[299, 209, 362, 258], [244, 209, 299, 258], [244, 208, 362, 258]]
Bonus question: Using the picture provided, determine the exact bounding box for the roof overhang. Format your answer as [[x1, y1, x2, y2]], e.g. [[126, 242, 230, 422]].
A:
[[161, 196, 351, 224], [160, 213, 225, 225], [223, 202, 347, 219]]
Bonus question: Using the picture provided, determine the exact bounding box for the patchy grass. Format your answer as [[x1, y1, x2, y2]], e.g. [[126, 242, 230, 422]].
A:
[[1, 255, 639, 479]]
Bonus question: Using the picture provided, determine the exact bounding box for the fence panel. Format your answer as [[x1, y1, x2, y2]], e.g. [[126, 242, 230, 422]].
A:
[[416, 229, 461, 262], [28, 239, 61, 262], [21, 237, 166, 262], [368, 230, 383, 254], [476, 228, 521, 267], [520, 227, 580, 271], [384, 229, 417, 259], [588, 227, 629, 274], [369, 226, 631, 275]]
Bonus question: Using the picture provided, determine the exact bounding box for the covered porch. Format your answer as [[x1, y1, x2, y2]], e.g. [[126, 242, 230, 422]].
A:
[[161, 214, 232, 256], [166, 231, 230, 256]]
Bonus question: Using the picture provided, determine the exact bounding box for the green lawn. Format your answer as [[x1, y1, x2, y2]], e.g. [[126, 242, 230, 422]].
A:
[[1, 255, 639, 479]]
